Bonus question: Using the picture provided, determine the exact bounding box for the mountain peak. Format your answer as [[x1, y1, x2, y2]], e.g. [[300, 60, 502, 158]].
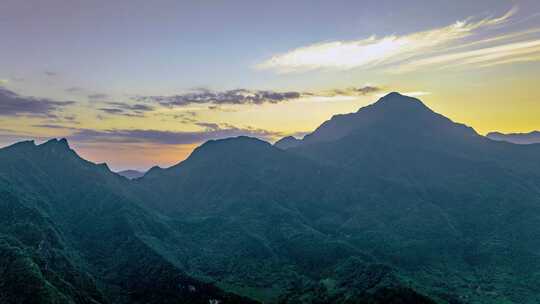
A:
[[97, 162, 110, 170], [190, 136, 272, 158], [163, 136, 274, 173], [1, 139, 79, 163], [6, 140, 36, 149], [35, 138, 81, 159], [383, 91, 404, 98], [368, 92, 430, 113], [40, 138, 70, 149], [198, 136, 271, 151], [298, 92, 477, 145], [135, 136, 280, 180]]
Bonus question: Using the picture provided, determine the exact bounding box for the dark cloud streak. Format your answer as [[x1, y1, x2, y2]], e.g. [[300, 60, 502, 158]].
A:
[[88, 93, 109, 101], [98, 102, 155, 117], [133, 86, 382, 109], [65, 87, 85, 93], [32, 124, 77, 130], [134, 88, 303, 107], [0, 87, 75, 117], [355, 86, 381, 95]]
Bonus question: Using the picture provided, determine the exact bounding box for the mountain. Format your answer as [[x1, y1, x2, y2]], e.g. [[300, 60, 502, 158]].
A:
[[0, 139, 257, 304], [487, 130, 540, 144], [298, 92, 477, 145], [286, 93, 540, 175], [136, 93, 540, 303], [2, 93, 540, 304], [116, 169, 145, 179]]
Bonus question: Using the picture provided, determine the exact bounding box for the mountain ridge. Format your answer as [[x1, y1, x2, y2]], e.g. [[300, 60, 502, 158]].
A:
[[2, 92, 540, 303]]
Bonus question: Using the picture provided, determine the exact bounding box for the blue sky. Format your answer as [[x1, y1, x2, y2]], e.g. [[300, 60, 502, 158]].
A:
[[1, 0, 520, 94]]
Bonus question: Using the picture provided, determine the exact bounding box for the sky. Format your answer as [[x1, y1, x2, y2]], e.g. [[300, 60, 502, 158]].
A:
[[1, 0, 540, 171]]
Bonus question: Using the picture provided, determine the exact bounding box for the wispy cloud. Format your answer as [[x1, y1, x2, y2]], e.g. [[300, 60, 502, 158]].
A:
[[403, 91, 431, 97], [255, 7, 539, 73], [98, 102, 154, 117], [0, 87, 75, 117], [67, 124, 285, 145], [65, 87, 85, 94], [394, 39, 540, 72], [319, 85, 382, 97], [88, 93, 109, 101], [34, 114, 80, 127], [32, 124, 76, 130], [154, 111, 200, 124]]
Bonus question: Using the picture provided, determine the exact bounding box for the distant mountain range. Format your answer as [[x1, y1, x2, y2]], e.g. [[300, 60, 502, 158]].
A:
[[1, 92, 540, 304], [487, 131, 540, 144]]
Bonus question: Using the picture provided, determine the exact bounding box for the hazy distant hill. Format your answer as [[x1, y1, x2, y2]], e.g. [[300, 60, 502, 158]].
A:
[[274, 135, 302, 149], [2, 93, 540, 304], [116, 169, 145, 179], [487, 130, 540, 144]]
